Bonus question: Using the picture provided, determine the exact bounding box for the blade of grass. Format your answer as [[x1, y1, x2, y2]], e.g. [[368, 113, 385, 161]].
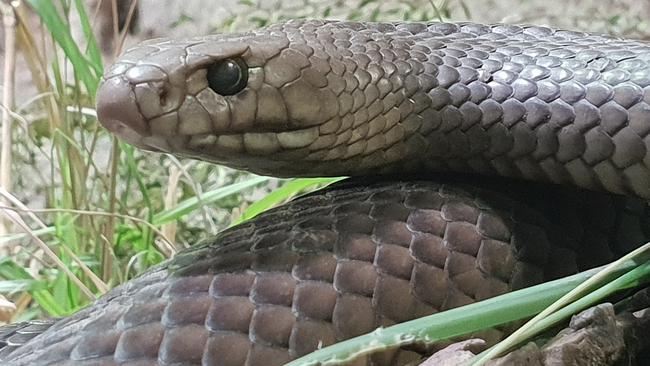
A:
[[27, 0, 100, 95], [103, 137, 120, 282], [123, 142, 154, 259], [0, 257, 66, 316], [72, 0, 103, 74], [286, 257, 646, 366], [152, 175, 270, 225], [1, 206, 95, 300], [13, 2, 63, 132], [0, 227, 56, 246], [0, 187, 109, 293], [114, 0, 139, 56], [162, 164, 183, 250], [231, 177, 344, 226], [0, 205, 176, 259], [522, 260, 650, 335], [471, 242, 650, 364], [0, 2, 16, 236], [0, 279, 47, 292]]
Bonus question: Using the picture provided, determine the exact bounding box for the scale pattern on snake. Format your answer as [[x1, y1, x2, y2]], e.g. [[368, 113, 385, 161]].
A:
[[1, 20, 650, 365]]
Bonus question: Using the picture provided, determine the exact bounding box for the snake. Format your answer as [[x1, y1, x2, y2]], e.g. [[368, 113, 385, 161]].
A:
[[1, 20, 650, 365]]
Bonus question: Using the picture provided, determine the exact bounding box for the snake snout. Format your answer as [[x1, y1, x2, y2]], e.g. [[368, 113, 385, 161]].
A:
[[96, 76, 150, 147]]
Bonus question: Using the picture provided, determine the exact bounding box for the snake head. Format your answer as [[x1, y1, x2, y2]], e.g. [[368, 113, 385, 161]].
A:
[[97, 20, 438, 176]]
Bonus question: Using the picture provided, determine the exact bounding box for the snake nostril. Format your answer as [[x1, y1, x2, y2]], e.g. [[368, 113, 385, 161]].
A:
[[159, 87, 168, 106], [153, 82, 184, 113]]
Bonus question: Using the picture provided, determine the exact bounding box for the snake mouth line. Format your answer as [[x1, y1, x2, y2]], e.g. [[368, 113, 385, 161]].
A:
[[140, 126, 320, 157]]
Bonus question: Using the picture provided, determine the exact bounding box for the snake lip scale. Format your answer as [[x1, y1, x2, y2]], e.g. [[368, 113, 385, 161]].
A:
[[1, 20, 650, 366]]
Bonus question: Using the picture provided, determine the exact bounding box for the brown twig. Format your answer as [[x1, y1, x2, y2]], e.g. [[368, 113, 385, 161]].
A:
[[162, 164, 182, 253], [115, 0, 139, 56]]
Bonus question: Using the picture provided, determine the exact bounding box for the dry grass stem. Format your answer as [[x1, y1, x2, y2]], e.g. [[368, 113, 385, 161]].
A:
[[0, 187, 109, 293], [0, 2, 17, 237]]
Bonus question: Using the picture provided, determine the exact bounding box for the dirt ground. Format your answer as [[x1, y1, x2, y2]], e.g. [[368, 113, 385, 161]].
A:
[[130, 0, 650, 40]]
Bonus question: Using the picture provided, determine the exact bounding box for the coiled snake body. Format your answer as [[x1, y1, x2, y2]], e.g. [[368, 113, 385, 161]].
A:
[[2, 20, 650, 365]]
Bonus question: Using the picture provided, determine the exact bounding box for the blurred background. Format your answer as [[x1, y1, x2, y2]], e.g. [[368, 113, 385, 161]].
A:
[[0, 0, 648, 323]]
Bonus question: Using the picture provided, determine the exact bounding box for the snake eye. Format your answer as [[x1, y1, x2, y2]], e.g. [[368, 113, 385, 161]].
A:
[[206, 58, 248, 95]]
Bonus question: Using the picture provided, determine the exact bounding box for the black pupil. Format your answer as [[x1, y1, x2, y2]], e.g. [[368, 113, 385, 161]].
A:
[[207, 58, 248, 96]]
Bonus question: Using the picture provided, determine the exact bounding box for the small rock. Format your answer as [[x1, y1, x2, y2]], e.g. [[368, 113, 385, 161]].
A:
[[420, 339, 488, 366]]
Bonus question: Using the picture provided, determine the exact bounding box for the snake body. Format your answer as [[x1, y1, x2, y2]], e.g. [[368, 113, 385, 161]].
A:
[[1, 177, 649, 365], [2, 20, 650, 365]]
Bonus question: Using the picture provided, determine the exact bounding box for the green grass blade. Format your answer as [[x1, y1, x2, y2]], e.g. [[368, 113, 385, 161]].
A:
[[27, 0, 99, 95], [0, 258, 66, 316], [123, 144, 154, 255], [152, 176, 270, 225], [72, 0, 103, 74], [472, 242, 650, 364], [285, 260, 642, 366], [31, 290, 67, 316], [525, 261, 650, 334], [51, 263, 75, 311], [0, 279, 47, 292], [231, 177, 344, 226], [0, 227, 56, 245]]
